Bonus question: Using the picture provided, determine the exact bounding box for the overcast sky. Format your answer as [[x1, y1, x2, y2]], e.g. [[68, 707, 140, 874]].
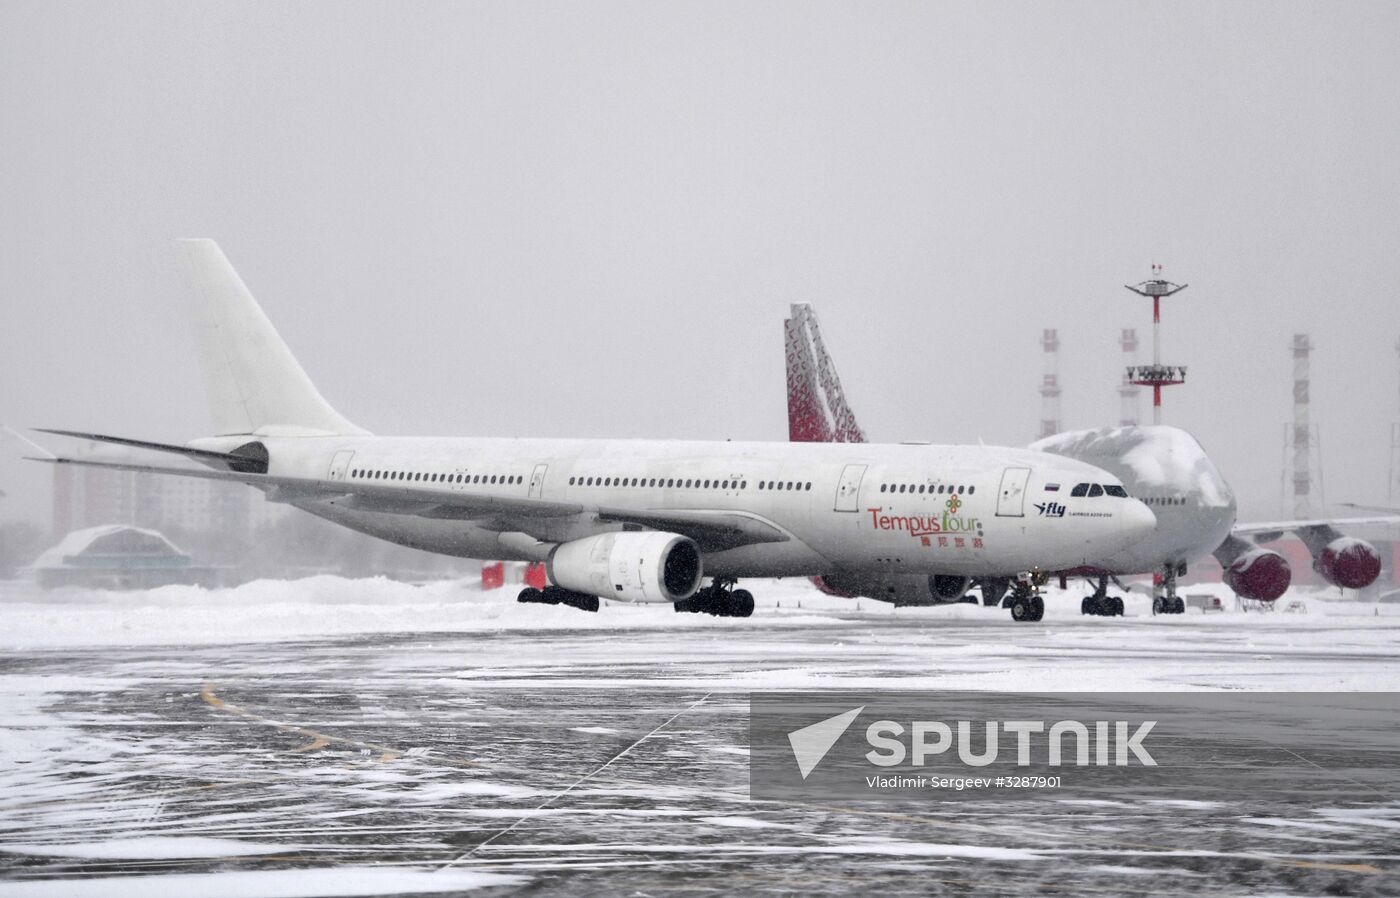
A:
[[3, 0, 1398, 528]]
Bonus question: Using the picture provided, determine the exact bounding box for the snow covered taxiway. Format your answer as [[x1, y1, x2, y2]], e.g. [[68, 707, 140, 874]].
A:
[[2, 576, 1398, 895]]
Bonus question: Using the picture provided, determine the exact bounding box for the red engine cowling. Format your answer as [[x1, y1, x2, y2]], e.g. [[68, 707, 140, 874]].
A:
[[1314, 538, 1382, 590], [810, 575, 860, 599], [1223, 548, 1291, 602]]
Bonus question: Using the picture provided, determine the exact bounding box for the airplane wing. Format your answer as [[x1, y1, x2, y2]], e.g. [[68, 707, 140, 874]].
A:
[[29, 454, 789, 552], [1233, 516, 1400, 542], [1340, 502, 1400, 515], [596, 507, 788, 552]]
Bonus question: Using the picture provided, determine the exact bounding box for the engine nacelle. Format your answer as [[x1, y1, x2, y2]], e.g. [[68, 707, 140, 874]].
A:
[[1314, 537, 1382, 590], [547, 532, 702, 604], [1222, 547, 1291, 602]]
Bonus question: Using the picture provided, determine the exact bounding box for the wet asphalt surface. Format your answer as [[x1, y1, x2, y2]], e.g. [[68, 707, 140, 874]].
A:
[[3, 617, 1400, 895]]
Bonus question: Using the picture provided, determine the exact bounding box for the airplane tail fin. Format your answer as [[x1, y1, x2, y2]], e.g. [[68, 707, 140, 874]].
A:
[[783, 303, 867, 443], [176, 239, 367, 437]]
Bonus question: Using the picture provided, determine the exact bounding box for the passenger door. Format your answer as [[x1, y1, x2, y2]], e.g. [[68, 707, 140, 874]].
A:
[[327, 449, 355, 482], [995, 466, 1031, 517], [834, 464, 867, 513], [528, 464, 549, 499]]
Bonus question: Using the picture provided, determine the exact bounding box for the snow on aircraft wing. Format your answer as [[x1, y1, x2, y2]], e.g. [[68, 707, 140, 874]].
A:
[[1231, 517, 1400, 542], [28, 452, 788, 551], [1339, 503, 1400, 515]]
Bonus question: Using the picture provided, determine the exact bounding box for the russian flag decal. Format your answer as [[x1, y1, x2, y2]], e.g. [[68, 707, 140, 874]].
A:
[[1044, 483, 1061, 492]]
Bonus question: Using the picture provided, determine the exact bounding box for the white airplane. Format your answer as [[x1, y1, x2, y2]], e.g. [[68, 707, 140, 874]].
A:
[[784, 303, 1390, 614], [30, 241, 1156, 621]]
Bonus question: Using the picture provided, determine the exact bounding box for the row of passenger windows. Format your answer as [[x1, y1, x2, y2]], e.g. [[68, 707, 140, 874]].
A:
[[570, 475, 745, 489], [1144, 496, 1185, 506], [880, 483, 975, 495], [566, 476, 817, 492], [1070, 482, 1129, 498], [352, 469, 522, 486]]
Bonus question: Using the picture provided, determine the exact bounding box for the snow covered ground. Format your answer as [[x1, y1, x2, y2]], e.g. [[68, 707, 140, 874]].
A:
[[2, 576, 1399, 895]]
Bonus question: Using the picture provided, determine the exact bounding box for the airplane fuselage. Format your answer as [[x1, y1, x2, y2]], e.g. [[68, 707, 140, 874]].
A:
[[200, 434, 1157, 591], [1032, 425, 1237, 575]]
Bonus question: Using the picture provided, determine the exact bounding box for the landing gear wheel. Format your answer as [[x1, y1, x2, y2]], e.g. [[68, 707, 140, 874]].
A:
[[1081, 576, 1120, 618], [1008, 572, 1044, 622], [540, 586, 599, 612], [677, 582, 755, 617], [517, 587, 544, 604], [1112, 597, 1125, 616], [1155, 563, 1183, 616]]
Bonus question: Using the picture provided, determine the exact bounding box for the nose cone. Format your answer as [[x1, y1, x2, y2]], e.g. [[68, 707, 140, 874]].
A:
[[1120, 499, 1157, 545]]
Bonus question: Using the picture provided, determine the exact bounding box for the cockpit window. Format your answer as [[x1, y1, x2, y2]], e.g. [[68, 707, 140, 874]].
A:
[[1087, 483, 1104, 497], [1070, 483, 1089, 497], [1104, 484, 1128, 498]]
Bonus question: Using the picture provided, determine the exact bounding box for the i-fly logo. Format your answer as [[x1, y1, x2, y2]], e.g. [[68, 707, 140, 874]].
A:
[[1034, 501, 1066, 518]]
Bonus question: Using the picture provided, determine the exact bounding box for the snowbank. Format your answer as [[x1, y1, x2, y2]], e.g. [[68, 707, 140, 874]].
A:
[[0, 575, 1392, 650]]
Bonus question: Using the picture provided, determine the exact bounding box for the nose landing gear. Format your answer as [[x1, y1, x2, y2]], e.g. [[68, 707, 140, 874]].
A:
[[1080, 575, 1125, 616], [1152, 563, 1187, 615], [1003, 570, 1046, 622]]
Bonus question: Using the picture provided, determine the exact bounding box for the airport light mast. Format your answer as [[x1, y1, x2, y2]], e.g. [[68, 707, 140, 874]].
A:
[[1124, 264, 1188, 425]]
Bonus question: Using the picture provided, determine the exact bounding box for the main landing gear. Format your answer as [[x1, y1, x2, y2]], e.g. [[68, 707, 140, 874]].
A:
[[1080, 575, 1125, 617], [1152, 563, 1187, 615], [675, 579, 755, 618], [517, 585, 600, 613], [1001, 570, 1046, 622]]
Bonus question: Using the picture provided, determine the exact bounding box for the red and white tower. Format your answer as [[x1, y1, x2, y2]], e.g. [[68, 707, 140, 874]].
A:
[[1390, 336, 1400, 503], [1290, 334, 1315, 519], [1118, 327, 1141, 427], [1279, 334, 1328, 519], [1124, 264, 1188, 424], [1039, 328, 1062, 439]]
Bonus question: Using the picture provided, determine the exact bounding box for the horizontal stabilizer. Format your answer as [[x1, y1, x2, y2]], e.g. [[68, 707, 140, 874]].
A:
[[34, 428, 268, 473], [29, 455, 286, 489]]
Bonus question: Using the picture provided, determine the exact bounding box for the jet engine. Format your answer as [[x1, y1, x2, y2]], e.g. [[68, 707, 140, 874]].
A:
[[1313, 537, 1382, 590], [1222, 547, 1291, 602], [547, 532, 702, 604]]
